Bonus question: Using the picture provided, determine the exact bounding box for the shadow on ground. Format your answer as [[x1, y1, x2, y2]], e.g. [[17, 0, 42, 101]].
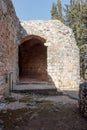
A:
[[0, 93, 87, 130]]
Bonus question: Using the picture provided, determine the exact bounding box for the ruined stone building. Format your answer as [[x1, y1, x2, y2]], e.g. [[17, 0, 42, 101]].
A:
[[0, 0, 80, 97]]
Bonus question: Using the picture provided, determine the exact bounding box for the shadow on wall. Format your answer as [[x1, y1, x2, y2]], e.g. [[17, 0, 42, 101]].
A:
[[16, 24, 28, 82], [17, 24, 28, 42], [17, 25, 59, 92], [17, 24, 79, 95]]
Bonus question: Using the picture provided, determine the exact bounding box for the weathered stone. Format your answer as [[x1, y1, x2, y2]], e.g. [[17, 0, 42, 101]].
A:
[[79, 82, 87, 118], [18, 20, 80, 91], [0, 0, 80, 97], [0, 0, 19, 96]]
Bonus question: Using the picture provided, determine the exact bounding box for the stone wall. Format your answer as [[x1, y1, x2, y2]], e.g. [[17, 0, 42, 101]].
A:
[[0, 0, 19, 96], [19, 20, 80, 91], [79, 82, 87, 117], [0, 0, 80, 95]]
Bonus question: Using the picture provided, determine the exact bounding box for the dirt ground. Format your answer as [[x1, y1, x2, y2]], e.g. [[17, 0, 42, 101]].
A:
[[0, 93, 87, 130]]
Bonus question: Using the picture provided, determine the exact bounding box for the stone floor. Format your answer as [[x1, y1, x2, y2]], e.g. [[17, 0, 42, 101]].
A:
[[0, 93, 87, 130]]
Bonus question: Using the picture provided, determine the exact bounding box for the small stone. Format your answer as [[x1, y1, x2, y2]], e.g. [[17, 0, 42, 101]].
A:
[[0, 120, 3, 124], [15, 126, 19, 129]]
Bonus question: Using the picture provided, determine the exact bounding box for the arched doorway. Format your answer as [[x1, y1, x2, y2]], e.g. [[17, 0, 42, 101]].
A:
[[19, 35, 47, 82]]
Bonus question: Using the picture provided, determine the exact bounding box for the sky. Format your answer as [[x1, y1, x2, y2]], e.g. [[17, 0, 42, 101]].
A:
[[12, 0, 69, 20]]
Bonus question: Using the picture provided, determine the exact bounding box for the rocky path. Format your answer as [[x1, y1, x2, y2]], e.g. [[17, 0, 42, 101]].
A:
[[0, 93, 87, 130]]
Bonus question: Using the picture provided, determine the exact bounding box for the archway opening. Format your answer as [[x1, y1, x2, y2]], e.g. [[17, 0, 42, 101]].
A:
[[19, 35, 47, 82]]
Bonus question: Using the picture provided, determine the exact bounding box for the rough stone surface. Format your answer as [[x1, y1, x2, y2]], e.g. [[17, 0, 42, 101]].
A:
[[79, 82, 87, 117], [0, 0, 19, 96], [18, 20, 80, 91], [0, 0, 80, 97]]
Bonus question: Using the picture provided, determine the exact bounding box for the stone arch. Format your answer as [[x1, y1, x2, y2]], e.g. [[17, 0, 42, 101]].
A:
[[19, 35, 48, 82], [20, 35, 46, 45]]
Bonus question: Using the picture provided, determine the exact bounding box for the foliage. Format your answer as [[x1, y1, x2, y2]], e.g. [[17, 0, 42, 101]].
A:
[[51, 0, 64, 22], [51, 2, 58, 19], [51, 0, 87, 46], [64, 0, 87, 47]]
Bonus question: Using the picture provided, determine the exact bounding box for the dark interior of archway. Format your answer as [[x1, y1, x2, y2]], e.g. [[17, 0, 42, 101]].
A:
[[19, 38, 47, 82]]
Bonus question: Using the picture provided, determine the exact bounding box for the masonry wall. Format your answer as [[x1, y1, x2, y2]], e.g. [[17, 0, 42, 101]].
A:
[[0, 1, 80, 96], [19, 20, 80, 91], [0, 0, 19, 96], [47, 42, 79, 91]]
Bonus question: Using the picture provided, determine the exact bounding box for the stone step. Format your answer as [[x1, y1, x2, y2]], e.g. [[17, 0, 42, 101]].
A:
[[17, 81, 48, 85], [12, 83, 63, 95]]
